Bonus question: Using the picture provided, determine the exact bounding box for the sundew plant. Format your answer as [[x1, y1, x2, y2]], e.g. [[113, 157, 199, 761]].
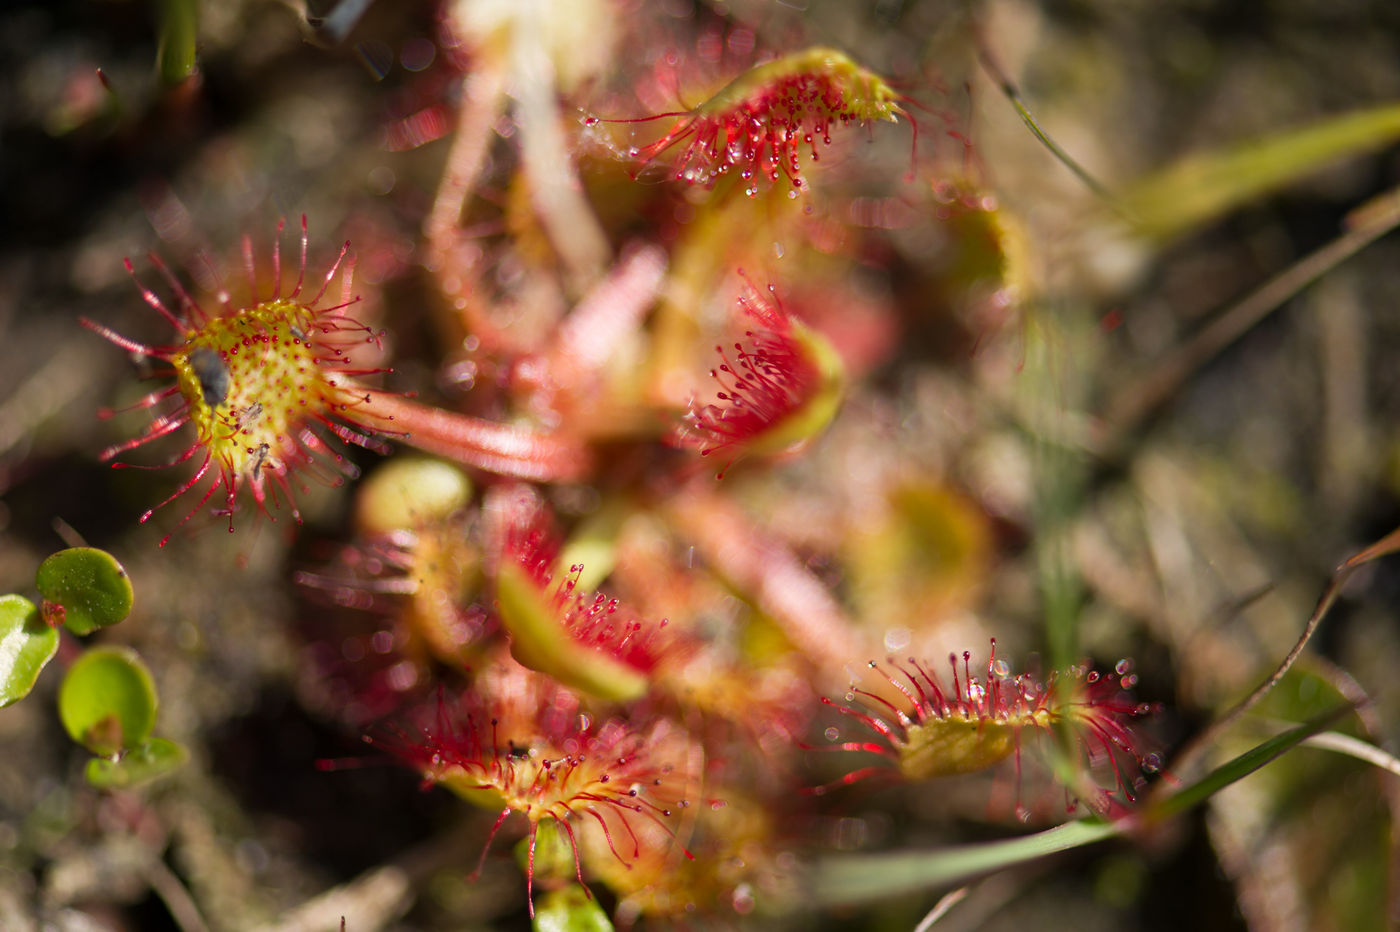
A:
[[4, 1, 1400, 929]]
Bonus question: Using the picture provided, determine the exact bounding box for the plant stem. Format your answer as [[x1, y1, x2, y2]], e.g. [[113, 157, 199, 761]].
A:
[[510, 26, 612, 293], [424, 62, 515, 352], [351, 387, 592, 482], [973, 26, 1118, 207], [1164, 522, 1400, 782], [1100, 182, 1400, 448], [665, 485, 862, 686]]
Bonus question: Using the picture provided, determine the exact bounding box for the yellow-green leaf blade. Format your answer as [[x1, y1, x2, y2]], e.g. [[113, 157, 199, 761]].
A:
[[1122, 102, 1400, 241]]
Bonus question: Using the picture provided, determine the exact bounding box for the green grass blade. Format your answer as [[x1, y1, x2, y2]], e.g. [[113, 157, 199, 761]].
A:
[[1122, 103, 1400, 241], [1143, 705, 1353, 823], [156, 0, 199, 85], [811, 819, 1118, 907]]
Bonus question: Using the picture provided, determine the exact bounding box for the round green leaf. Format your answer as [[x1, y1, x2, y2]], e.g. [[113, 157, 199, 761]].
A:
[[0, 594, 60, 707], [35, 547, 134, 637], [85, 737, 188, 789], [58, 646, 157, 756]]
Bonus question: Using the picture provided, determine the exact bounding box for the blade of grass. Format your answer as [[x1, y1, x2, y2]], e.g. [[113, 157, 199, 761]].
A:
[[913, 887, 970, 931], [1019, 318, 1093, 799], [1301, 732, 1400, 779], [1020, 318, 1085, 675], [973, 35, 1118, 207], [155, 0, 198, 86], [812, 818, 1118, 907], [1120, 103, 1400, 241], [1167, 521, 1400, 780], [1143, 706, 1353, 823]]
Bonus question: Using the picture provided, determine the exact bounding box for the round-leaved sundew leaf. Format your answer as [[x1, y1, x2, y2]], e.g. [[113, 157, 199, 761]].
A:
[[614, 46, 908, 196], [0, 595, 60, 707], [80, 217, 394, 546], [35, 547, 134, 637]]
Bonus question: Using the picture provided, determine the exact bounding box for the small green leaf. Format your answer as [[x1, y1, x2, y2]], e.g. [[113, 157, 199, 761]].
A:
[[59, 646, 158, 756], [533, 885, 614, 932], [84, 737, 188, 789], [35, 547, 134, 637], [0, 594, 60, 707]]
